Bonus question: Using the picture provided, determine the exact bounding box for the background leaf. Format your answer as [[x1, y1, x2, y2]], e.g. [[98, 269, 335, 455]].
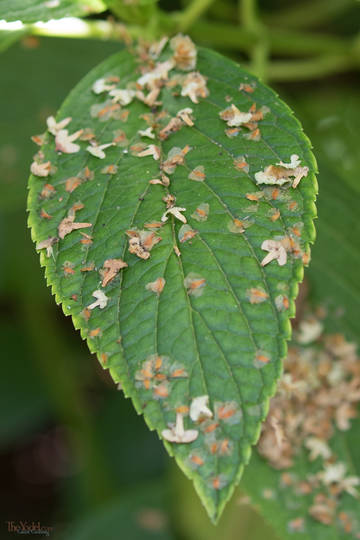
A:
[[0, 0, 106, 23], [27, 43, 317, 520], [0, 29, 28, 53], [289, 89, 360, 341]]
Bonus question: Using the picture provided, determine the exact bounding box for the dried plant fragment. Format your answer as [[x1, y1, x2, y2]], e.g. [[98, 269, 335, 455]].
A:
[[181, 72, 209, 103], [137, 145, 161, 161], [101, 258, 128, 287], [191, 203, 209, 222], [86, 142, 113, 159], [88, 289, 108, 310], [219, 104, 252, 127], [261, 239, 287, 266], [127, 229, 161, 260], [109, 88, 136, 106], [58, 205, 92, 239], [30, 160, 53, 177], [92, 78, 116, 95], [190, 396, 213, 422], [46, 115, 71, 135], [170, 34, 197, 71], [145, 277, 166, 295], [162, 412, 198, 444], [138, 127, 155, 139], [36, 236, 58, 258], [162, 206, 187, 224], [255, 154, 309, 188], [233, 156, 249, 173], [55, 129, 83, 154], [188, 165, 205, 182], [184, 273, 206, 297], [177, 108, 194, 126]]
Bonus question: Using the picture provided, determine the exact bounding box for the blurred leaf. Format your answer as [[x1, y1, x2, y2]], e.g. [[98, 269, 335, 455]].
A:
[[28, 44, 317, 521], [0, 29, 28, 52], [241, 432, 360, 540], [61, 481, 174, 540], [0, 320, 50, 447], [288, 88, 360, 340], [239, 312, 360, 539], [169, 460, 281, 540], [0, 0, 106, 23]]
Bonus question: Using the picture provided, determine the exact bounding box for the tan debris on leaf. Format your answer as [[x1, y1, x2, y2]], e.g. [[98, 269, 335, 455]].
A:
[[184, 273, 206, 297], [126, 229, 161, 260], [162, 412, 198, 444], [161, 206, 187, 224], [219, 104, 252, 127], [145, 277, 166, 295], [30, 160, 52, 177], [58, 204, 92, 239], [190, 395, 213, 422], [55, 129, 83, 154], [170, 34, 197, 71], [137, 144, 161, 161], [191, 203, 209, 222], [109, 88, 136, 105], [92, 77, 116, 95], [36, 236, 58, 258], [247, 287, 269, 304], [162, 146, 191, 174], [101, 258, 128, 287], [188, 165, 205, 182], [86, 142, 113, 159], [260, 239, 287, 266], [88, 289, 108, 310], [181, 72, 209, 103], [178, 224, 197, 243], [255, 154, 309, 188], [46, 115, 71, 135], [65, 176, 82, 193]]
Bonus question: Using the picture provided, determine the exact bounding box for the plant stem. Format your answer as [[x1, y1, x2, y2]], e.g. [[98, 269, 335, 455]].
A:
[[239, 0, 268, 81], [176, 0, 217, 32], [264, 0, 354, 29], [267, 54, 355, 81], [189, 20, 353, 57]]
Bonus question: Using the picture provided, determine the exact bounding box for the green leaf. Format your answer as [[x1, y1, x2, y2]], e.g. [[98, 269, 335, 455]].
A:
[[0, 0, 106, 23], [27, 42, 317, 521]]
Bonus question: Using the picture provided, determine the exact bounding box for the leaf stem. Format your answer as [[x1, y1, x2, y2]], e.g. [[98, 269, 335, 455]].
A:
[[264, 0, 354, 30], [175, 0, 217, 32], [239, 0, 268, 81], [267, 54, 356, 81]]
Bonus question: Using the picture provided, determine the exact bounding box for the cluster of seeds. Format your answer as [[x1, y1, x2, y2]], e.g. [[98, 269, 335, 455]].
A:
[[257, 308, 360, 534]]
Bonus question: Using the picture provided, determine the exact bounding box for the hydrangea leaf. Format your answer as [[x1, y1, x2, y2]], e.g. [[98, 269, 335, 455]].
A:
[[0, 0, 106, 23], [27, 40, 317, 521]]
